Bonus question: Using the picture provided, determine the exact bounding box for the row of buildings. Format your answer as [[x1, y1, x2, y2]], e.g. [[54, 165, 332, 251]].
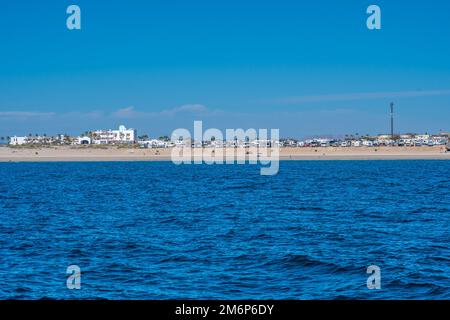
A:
[[7, 125, 450, 148], [9, 125, 137, 146], [288, 133, 450, 148]]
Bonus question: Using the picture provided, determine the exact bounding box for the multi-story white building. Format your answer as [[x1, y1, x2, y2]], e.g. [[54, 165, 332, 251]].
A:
[[92, 125, 137, 144], [9, 136, 27, 145]]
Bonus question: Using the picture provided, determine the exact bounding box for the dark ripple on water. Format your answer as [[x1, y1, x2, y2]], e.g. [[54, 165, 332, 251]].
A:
[[0, 161, 449, 299]]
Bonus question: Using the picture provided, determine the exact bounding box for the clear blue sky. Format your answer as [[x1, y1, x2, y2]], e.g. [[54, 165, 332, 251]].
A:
[[1, 0, 450, 137]]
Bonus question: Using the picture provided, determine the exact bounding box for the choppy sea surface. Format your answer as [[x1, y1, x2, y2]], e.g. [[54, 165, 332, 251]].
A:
[[0, 161, 449, 300]]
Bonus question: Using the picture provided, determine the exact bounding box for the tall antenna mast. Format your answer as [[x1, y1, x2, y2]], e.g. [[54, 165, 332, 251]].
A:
[[390, 102, 394, 139]]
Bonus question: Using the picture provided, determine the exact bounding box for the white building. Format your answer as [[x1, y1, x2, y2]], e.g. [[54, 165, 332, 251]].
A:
[[9, 136, 27, 145], [138, 139, 172, 148], [92, 125, 137, 144], [77, 136, 91, 145], [316, 138, 331, 147], [415, 134, 431, 140]]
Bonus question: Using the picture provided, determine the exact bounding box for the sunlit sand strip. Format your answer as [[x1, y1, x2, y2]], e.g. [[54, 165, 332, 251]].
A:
[[0, 146, 449, 162]]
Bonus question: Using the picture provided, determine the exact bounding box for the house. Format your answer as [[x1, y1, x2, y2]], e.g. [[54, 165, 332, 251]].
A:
[[92, 125, 137, 144], [316, 138, 331, 147], [9, 136, 27, 145], [77, 136, 91, 145], [138, 139, 172, 148], [415, 134, 431, 140]]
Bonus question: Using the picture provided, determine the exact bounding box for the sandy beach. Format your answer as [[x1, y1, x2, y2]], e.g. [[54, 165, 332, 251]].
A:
[[0, 145, 449, 162]]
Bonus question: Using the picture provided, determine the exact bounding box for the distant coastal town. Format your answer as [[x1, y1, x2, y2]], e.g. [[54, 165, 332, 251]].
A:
[[2, 124, 450, 150]]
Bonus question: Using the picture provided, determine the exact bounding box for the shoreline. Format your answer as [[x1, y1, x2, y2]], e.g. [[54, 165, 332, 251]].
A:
[[0, 146, 449, 162]]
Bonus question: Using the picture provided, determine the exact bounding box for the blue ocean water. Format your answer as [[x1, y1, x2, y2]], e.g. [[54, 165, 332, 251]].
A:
[[0, 161, 449, 300]]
